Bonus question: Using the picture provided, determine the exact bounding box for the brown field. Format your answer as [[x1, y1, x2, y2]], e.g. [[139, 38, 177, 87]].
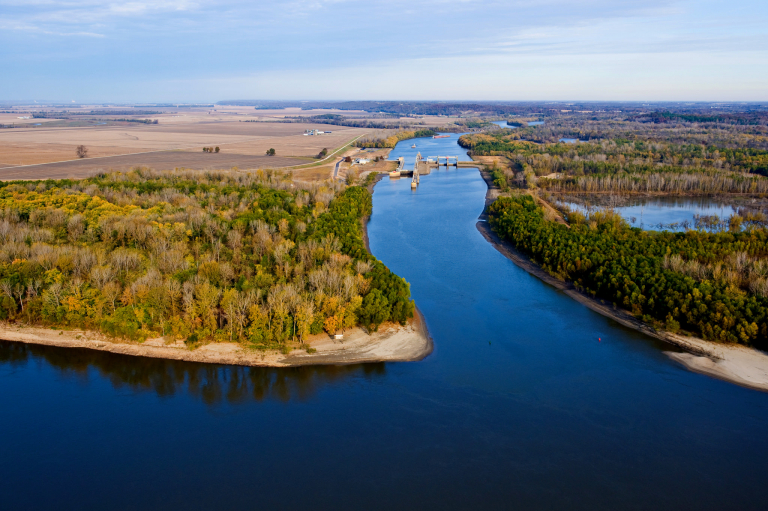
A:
[[293, 165, 336, 182], [0, 152, 305, 180], [0, 104, 472, 182], [0, 114, 58, 126], [0, 143, 144, 167], [0, 116, 369, 175]]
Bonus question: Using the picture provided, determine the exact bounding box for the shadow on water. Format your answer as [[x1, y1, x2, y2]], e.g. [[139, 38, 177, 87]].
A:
[[0, 340, 385, 405]]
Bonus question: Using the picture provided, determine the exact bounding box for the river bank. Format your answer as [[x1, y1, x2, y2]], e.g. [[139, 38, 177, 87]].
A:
[[475, 171, 768, 392], [0, 313, 431, 367]]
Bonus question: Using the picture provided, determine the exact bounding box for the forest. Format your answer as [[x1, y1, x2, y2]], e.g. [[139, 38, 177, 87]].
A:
[[354, 129, 437, 148], [488, 194, 768, 347], [459, 114, 768, 194], [0, 168, 414, 351]]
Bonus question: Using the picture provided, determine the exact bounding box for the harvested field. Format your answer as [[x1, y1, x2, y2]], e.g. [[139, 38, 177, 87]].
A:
[[0, 121, 368, 167], [146, 122, 362, 137], [0, 152, 305, 180], [0, 126, 253, 152], [0, 143, 145, 166], [220, 130, 367, 157]]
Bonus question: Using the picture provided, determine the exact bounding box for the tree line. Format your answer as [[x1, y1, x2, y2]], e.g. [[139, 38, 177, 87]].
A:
[[354, 129, 437, 148]]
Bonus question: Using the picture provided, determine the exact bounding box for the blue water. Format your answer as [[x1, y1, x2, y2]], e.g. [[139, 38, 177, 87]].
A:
[[560, 138, 579, 143], [2, 136, 767, 510], [559, 196, 739, 231], [528, 121, 545, 126]]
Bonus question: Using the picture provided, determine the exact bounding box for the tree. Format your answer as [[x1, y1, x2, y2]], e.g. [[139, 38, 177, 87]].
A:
[[317, 148, 328, 159], [76, 145, 88, 158], [358, 289, 390, 332], [215, 146, 220, 153], [346, 167, 358, 185], [266, 148, 276, 156]]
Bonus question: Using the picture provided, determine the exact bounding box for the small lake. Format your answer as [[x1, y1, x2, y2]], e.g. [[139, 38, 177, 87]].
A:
[[528, 121, 545, 126], [556, 196, 741, 231], [2, 135, 768, 510], [559, 138, 578, 143]]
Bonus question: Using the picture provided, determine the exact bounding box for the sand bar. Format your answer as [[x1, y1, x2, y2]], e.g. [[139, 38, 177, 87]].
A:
[[0, 310, 432, 367]]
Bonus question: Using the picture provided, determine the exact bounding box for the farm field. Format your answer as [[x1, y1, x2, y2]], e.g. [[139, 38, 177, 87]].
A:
[[0, 151, 306, 180], [0, 113, 369, 178]]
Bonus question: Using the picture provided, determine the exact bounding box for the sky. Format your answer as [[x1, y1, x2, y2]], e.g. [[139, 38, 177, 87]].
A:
[[1, 0, 767, 102]]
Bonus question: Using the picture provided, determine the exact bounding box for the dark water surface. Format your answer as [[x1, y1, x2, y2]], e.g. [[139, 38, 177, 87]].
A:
[[2, 138, 768, 510]]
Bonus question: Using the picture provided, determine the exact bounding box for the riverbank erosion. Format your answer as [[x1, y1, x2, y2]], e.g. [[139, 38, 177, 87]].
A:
[[475, 175, 768, 392], [0, 313, 431, 367]]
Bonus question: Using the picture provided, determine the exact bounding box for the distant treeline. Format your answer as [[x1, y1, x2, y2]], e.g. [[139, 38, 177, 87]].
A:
[[219, 100, 547, 117], [354, 129, 437, 148], [32, 110, 161, 118], [635, 111, 767, 126], [282, 114, 413, 130], [112, 118, 159, 124], [218, 100, 768, 119]]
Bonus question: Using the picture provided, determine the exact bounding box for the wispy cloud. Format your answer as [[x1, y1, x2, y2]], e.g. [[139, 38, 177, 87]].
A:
[[0, 0, 766, 100]]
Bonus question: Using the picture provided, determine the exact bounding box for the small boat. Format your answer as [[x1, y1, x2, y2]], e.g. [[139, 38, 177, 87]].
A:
[[411, 144, 416, 148], [432, 135, 450, 139]]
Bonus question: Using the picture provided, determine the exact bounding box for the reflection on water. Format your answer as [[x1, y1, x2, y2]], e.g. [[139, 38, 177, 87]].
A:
[[556, 195, 742, 231], [0, 341, 385, 405]]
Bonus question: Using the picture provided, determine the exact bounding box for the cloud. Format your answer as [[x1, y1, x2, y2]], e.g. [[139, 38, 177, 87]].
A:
[[0, 0, 766, 100]]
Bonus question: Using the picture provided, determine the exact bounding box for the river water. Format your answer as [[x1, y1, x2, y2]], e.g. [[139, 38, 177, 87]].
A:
[[2, 136, 768, 510]]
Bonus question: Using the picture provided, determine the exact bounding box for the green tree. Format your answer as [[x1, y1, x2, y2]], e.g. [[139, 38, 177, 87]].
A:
[[358, 289, 390, 332]]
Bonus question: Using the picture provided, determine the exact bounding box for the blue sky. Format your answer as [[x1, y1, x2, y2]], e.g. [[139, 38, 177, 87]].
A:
[[1, 0, 767, 102]]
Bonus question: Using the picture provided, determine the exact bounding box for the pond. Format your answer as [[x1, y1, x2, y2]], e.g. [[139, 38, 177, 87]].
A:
[[554, 195, 748, 231], [491, 121, 518, 128]]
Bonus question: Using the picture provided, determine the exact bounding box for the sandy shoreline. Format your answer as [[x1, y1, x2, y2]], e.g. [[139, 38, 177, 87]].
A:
[[0, 312, 432, 367], [475, 170, 768, 392]]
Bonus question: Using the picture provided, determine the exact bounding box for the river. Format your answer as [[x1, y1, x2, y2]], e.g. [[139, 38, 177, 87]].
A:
[[2, 135, 768, 510]]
